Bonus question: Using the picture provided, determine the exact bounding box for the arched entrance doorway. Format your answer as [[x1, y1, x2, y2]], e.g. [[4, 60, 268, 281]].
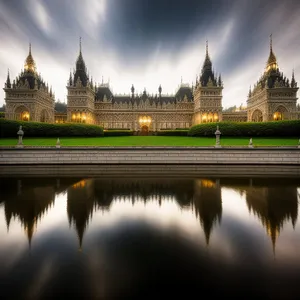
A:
[[14, 105, 30, 121], [273, 105, 288, 121], [251, 109, 263, 122], [139, 116, 151, 135], [141, 125, 149, 135], [40, 109, 49, 122]]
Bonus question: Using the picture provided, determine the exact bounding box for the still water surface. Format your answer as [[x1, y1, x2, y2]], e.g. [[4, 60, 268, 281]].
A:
[[0, 177, 300, 299]]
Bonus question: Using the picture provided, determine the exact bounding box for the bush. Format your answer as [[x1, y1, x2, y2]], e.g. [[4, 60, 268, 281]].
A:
[[188, 120, 300, 137], [104, 130, 134, 137], [0, 112, 5, 119], [0, 119, 103, 138], [156, 130, 189, 136], [106, 128, 131, 131]]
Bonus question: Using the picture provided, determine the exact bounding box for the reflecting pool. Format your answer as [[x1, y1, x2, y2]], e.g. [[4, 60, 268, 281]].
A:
[[0, 177, 300, 299]]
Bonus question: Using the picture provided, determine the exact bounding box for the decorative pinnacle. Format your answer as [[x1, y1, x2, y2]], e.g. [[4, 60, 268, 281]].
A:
[[29, 43, 31, 55], [79, 36, 82, 54], [206, 40, 208, 56], [270, 34, 272, 52]]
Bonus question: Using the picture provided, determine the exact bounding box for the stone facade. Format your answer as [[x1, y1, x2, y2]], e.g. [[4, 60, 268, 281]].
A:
[[67, 40, 223, 132], [1, 148, 299, 166], [3, 38, 299, 128], [3, 44, 55, 123], [247, 35, 299, 122], [222, 111, 247, 122]]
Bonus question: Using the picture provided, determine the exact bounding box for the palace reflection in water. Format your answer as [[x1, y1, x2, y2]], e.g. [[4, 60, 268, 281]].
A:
[[0, 177, 300, 299]]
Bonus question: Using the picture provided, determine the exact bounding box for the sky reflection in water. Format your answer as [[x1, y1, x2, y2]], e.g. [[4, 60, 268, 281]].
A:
[[0, 177, 300, 299]]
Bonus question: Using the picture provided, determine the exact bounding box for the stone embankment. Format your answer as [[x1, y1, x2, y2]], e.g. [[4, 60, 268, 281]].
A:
[[0, 146, 300, 177]]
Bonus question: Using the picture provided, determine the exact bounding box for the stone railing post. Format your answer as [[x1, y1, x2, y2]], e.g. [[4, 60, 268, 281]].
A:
[[56, 138, 61, 148], [248, 138, 254, 148], [16, 126, 24, 148], [215, 126, 221, 148]]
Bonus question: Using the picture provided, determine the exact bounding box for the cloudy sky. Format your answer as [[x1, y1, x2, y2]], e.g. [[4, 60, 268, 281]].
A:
[[0, 0, 300, 108]]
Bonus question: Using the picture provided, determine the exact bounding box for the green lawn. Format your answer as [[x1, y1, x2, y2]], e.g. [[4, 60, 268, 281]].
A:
[[0, 136, 299, 147]]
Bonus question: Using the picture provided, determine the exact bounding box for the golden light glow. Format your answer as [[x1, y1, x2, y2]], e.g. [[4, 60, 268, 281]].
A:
[[71, 112, 89, 123], [139, 116, 152, 125], [267, 63, 278, 72], [273, 112, 283, 121], [24, 63, 36, 73], [200, 179, 216, 188], [21, 111, 30, 121], [201, 113, 217, 123], [72, 180, 86, 189]]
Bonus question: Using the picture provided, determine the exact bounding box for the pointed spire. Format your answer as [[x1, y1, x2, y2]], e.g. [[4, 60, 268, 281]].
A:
[[158, 84, 162, 95], [4, 207, 11, 232], [206, 40, 208, 57], [69, 69, 73, 86], [6, 68, 11, 88], [218, 74, 222, 87], [24, 42, 36, 73], [90, 76, 94, 89], [266, 34, 277, 72], [271, 228, 277, 259], [79, 36, 82, 54], [25, 222, 35, 250], [291, 69, 296, 88]]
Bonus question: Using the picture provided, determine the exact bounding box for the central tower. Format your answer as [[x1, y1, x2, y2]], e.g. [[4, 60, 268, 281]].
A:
[[193, 41, 223, 124], [67, 38, 95, 124]]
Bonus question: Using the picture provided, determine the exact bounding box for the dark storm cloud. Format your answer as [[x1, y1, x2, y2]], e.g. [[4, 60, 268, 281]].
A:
[[0, 0, 300, 106]]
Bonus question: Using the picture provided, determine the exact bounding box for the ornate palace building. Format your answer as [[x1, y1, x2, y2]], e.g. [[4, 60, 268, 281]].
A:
[[3, 37, 299, 130], [3, 45, 55, 123], [247, 35, 298, 122], [67, 40, 222, 132]]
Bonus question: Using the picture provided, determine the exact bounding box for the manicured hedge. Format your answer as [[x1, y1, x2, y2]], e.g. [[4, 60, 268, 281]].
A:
[[106, 128, 131, 131], [0, 119, 104, 138], [104, 130, 134, 136], [188, 120, 300, 137], [156, 130, 189, 136]]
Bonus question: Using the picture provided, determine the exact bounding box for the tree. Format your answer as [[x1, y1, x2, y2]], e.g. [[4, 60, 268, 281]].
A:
[[0, 104, 6, 112], [54, 100, 67, 113], [222, 105, 236, 112]]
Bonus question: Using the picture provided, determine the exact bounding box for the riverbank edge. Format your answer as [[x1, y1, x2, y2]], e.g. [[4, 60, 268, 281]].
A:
[[0, 147, 300, 167]]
